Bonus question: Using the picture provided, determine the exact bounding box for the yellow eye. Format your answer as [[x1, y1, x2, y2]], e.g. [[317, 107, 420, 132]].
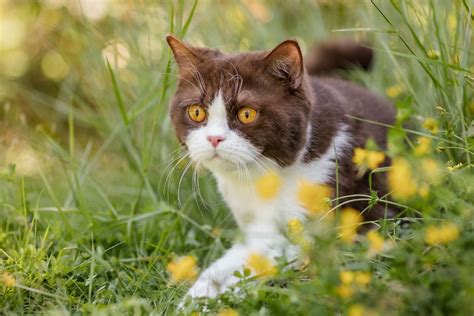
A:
[[238, 107, 257, 124], [187, 104, 206, 122]]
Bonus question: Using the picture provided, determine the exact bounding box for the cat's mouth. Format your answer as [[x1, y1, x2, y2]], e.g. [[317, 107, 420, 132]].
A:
[[210, 151, 225, 162], [203, 150, 241, 169]]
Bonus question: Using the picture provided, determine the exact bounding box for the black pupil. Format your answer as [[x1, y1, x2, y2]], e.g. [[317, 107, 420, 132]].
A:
[[195, 109, 199, 117], [245, 111, 249, 118]]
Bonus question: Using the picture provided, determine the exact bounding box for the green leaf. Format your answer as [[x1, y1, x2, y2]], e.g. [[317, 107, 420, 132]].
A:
[[243, 267, 252, 277], [233, 270, 243, 279]]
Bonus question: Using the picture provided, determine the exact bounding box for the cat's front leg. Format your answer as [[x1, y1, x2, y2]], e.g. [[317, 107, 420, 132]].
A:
[[186, 243, 249, 298], [186, 231, 297, 298]]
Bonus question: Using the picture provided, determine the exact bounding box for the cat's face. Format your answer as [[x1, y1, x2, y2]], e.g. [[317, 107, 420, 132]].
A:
[[167, 36, 312, 172]]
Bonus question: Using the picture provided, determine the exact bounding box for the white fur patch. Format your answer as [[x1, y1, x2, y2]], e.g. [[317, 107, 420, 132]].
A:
[[185, 90, 260, 172], [185, 123, 352, 299], [206, 91, 228, 136], [214, 126, 351, 229]]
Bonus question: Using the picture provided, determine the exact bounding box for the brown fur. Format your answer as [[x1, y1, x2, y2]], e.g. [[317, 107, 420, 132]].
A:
[[167, 35, 396, 220], [305, 39, 373, 75]]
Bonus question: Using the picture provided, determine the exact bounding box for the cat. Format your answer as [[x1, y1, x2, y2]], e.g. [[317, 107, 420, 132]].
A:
[[166, 35, 395, 299]]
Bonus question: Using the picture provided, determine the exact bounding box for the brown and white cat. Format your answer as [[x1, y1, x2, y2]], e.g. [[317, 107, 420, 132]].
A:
[[166, 35, 395, 298]]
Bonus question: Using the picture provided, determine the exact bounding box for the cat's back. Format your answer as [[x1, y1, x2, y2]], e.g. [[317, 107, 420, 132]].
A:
[[305, 38, 395, 144], [310, 77, 395, 125], [308, 77, 395, 150]]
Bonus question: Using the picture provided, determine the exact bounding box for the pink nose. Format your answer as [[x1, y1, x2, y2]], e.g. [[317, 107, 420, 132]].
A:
[[207, 135, 226, 148]]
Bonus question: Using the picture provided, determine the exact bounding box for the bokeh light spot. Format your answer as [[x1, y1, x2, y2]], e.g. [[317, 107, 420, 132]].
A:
[[0, 16, 26, 50], [41, 51, 70, 81], [102, 40, 130, 70], [1, 50, 29, 78]]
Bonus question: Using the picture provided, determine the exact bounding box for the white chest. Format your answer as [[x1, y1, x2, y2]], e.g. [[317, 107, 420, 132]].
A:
[[209, 128, 351, 232]]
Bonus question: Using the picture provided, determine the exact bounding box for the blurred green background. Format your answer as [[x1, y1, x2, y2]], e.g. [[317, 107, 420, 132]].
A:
[[1, 0, 471, 179], [0, 0, 472, 314]]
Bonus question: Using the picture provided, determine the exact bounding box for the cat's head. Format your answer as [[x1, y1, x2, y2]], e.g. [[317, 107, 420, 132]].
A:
[[166, 35, 313, 173]]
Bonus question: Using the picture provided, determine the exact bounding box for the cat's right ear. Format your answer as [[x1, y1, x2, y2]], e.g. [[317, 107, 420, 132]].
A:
[[264, 40, 304, 89], [166, 35, 199, 73]]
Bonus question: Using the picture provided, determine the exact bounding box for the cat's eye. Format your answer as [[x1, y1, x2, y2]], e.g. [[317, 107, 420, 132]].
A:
[[187, 104, 206, 122], [238, 107, 257, 124]]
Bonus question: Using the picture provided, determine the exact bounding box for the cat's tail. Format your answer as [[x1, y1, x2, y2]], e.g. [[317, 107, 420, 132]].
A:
[[304, 39, 373, 76]]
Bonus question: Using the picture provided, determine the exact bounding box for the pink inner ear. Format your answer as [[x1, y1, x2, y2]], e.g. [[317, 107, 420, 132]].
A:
[[270, 41, 302, 64], [265, 40, 304, 88], [166, 35, 199, 72]]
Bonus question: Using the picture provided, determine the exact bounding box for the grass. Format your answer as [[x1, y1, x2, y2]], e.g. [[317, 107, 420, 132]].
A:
[[0, 0, 473, 314]]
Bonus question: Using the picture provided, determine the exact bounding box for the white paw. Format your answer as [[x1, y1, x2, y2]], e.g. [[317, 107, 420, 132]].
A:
[[187, 275, 221, 298], [186, 271, 241, 299], [177, 276, 220, 311]]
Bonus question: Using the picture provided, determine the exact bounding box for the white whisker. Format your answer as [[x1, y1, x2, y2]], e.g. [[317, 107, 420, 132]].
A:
[[177, 159, 193, 206]]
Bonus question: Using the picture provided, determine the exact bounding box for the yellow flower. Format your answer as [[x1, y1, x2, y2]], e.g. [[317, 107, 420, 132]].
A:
[[349, 304, 378, 316], [425, 222, 460, 245], [447, 162, 463, 172], [348, 304, 365, 316], [336, 284, 354, 298], [167, 255, 198, 283], [218, 309, 239, 316], [255, 171, 282, 200], [288, 218, 311, 246], [246, 253, 277, 277], [367, 230, 384, 253], [418, 184, 430, 198], [287, 218, 304, 243], [352, 148, 367, 166], [339, 207, 362, 243], [288, 218, 304, 235], [340, 270, 371, 287], [297, 180, 333, 215], [339, 270, 354, 284], [422, 118, 439, 134], [354, 272, 371, 286], [414, 136, 432, 156], [352, 148, 385, 169], [388, 158, 417, 200], [386, 84, 404, 98], [427, 49, 440, 60], [366, 151, 385, 169], [2, 273, 16, 287]]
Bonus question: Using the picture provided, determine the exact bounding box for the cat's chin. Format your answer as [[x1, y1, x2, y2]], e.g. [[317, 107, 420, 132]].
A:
[[200, 154, 248, 174]]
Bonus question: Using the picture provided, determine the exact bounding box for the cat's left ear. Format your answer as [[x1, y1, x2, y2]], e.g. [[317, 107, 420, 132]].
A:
[[264, 40, 304, 89]]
